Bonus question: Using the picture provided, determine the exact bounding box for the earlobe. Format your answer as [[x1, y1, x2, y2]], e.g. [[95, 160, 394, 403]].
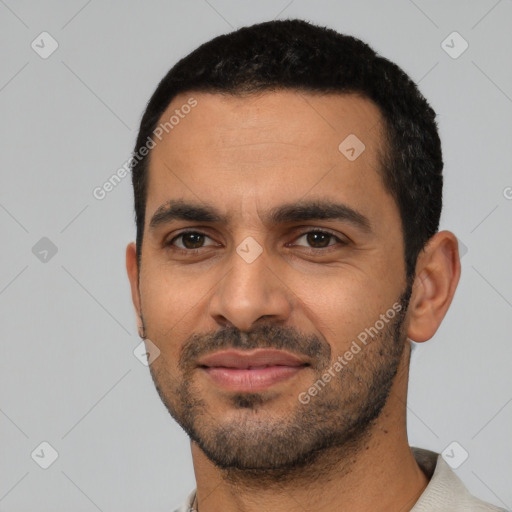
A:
[[126, 242, 143, 334], [406, 231, 461, 343]]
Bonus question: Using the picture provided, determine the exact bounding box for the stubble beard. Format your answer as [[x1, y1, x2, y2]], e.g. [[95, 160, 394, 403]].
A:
[[145, 285, 412, 486]]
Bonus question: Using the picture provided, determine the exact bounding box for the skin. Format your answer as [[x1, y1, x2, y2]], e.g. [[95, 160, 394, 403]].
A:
[[126, 90, 461, 512]]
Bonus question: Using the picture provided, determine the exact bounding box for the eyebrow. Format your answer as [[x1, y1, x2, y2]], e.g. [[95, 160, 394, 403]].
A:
[[149, 198, 372, 233]]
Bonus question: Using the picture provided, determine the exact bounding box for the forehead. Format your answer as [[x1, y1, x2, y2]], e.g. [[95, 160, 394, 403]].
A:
[[146, 90, 395, 229], [154, 90, 385, 157]]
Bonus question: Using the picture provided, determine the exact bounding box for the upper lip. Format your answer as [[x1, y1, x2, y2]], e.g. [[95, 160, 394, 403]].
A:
[[197, 349, 310, 369]]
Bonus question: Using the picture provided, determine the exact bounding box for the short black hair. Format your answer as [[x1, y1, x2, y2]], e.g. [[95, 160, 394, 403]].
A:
[[131, 18, 443, 280]]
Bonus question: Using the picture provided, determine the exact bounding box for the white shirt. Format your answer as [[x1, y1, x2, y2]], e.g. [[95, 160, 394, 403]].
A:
[[173, 447, 507, 511]]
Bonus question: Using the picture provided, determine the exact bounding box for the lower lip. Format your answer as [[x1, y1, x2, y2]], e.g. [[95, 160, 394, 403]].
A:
[[202, 365, 306, 392]]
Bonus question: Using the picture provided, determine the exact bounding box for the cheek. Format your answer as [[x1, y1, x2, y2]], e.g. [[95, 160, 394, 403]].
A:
[[288, 270, 393, 350], [138, 264, 210, 355]]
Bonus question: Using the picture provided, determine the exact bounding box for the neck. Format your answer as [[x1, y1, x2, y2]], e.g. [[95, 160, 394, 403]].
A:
[[189, 348, 428, 512]]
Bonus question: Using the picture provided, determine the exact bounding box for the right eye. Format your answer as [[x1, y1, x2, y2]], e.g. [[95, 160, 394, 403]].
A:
[[166, 231, 219, 252]]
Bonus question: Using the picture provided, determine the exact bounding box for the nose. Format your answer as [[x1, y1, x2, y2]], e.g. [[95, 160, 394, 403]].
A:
[[208, 243, 293, 332]]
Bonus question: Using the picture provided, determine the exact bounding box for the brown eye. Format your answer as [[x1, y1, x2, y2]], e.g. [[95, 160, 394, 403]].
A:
[[294, 230, 343, 249], [306, 232, 332, 248], [169, 232, 216, 250], [181, 233, 205, 249]]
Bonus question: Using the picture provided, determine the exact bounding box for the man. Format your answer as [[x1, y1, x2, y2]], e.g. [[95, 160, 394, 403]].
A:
[[125, 19, 505, 512]]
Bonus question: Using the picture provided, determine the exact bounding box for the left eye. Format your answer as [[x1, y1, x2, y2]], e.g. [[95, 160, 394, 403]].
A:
[[293, 230, 342, 249]]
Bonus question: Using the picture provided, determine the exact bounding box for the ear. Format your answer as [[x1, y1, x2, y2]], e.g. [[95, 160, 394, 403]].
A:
[[407, 231, 461, 343], [126, 242, 144, 337]]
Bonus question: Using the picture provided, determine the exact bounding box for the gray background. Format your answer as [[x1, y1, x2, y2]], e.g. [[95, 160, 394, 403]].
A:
[[1, 1, 511, 510]]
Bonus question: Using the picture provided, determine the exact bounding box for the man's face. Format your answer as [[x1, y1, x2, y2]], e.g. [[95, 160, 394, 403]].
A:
[[131, 91, 412, 474]]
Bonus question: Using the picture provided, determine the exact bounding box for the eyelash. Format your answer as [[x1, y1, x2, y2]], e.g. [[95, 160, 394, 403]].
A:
[[166, 228, 347, 254]]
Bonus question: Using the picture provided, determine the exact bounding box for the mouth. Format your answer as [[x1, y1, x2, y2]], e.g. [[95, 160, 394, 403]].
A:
[[197, 348, 310, 392]]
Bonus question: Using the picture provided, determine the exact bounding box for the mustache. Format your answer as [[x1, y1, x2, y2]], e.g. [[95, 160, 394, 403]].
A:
[[179, 324, 331, 372]]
